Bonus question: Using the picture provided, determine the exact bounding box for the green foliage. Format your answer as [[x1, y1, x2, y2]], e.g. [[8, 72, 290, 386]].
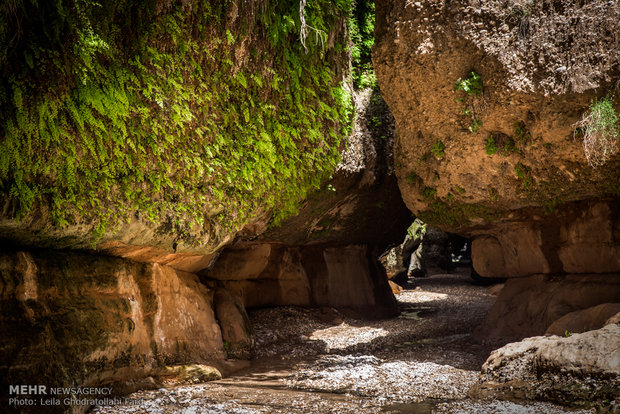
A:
[[485, 136, 498, 155], [514, 121, 531, 143], [563, 330, 572, 338], [430, 139, 445, 160], [469, 118, 482, 134], [514, 162, 535, 190], [422, 186, 437, 201], [574, 96, 619, 167], [407, 218, 426, 239], [486, 133, 517, 156], [0, 0, 354, 245], [454, 71, 483, 96], [454, 71, 483, 134], [349, 0, 376, 89], [406, 172, 418, 184]]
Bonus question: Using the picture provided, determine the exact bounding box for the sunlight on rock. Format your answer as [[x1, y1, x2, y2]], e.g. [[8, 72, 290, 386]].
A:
[[309, 325, 389, 350]]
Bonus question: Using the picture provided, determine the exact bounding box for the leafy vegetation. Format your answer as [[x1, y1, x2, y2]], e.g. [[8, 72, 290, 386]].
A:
[[486, 133, 517, 156], [430, 139, 445, 160], [349, 0, 376, 89], [514, 162, 535, 190], [454, 71, 483, 134], [514, 121, 531, 143], [573, 96, 619, 167], [0, 0, 354, 246], [454, 71, 483, 96], [485, 136, 498, 155]]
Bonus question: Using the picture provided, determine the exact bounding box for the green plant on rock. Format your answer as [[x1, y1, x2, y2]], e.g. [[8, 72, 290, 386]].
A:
[[454, 71, 483, 96], [485, 136, 498, 155], [406, 172, 418, 184], [573, 96, 619, 167], [0, 0, 355, 245], [514, 121, 531, 143], [469, 118, 482, 134], [514, 162, 535, 190], [430, 139, 445, 160], [454, 71, 483, 134]]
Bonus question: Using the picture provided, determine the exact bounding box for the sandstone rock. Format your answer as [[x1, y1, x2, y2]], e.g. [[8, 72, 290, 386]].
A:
[[161, 364, 222, 385], [475, 274, 620, 341], [214, 288, 254, 359], [374, 0, 620, 277], [545, 303, 620, 336], [0, 249, 225, 400], [389, 280, 403, 295], [255, 88, 411, 248], [471, 325, 620, 408], [204, 244, 399, 318], [606, 312, 620, 326], [471, 202, 620, 277]]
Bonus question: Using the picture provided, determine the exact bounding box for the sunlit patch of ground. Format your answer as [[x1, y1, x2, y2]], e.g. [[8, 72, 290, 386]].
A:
[[309, 326, 389, 350]]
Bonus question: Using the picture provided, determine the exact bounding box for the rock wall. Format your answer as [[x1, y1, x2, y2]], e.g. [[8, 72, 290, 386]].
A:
[[0, 249, 225, 410], [203, 244, 398, 318], [0, 0, 352, 255], [472, 201, 619, 277], [475, 273, 620, 341], [374, 0, 620, 277]]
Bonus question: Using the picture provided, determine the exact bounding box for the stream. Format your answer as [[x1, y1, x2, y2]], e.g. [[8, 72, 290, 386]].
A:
[[92, 270, 595, 414]]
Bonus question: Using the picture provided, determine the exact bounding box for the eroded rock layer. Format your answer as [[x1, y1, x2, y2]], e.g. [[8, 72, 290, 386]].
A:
[[475, 273, 620, 341], [374, 0, 620, 277], [0, 250, 225, 407], [203, 244, 398, 318]]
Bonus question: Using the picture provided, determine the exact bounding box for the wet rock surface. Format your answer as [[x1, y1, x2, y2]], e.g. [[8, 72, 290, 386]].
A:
[[92, 270, 594, 413]]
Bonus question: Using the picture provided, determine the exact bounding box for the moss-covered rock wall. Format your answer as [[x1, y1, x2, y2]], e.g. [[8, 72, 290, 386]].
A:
[[0, 0, 354, 253]]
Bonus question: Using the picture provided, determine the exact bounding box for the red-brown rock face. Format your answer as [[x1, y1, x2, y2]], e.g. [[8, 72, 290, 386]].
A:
[[0, 250, 224, 405], [374, 0, 620, 277], [202, 244, 398, 318]]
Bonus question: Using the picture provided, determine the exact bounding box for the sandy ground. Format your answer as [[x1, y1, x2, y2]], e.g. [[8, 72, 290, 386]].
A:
[[92, 269, 595, 414]]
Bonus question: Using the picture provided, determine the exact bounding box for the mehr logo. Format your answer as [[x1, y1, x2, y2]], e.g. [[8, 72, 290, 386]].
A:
[[9, 385, 47, 395]]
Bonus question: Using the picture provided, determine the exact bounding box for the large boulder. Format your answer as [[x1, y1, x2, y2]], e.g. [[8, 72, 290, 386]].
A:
[[470, 324, 620, 409], [374, 0, 620, 277]]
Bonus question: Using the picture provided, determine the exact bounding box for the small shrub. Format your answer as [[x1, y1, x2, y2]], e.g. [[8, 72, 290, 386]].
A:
[[574, 96, 619, 167], [406, 172, 418, 184]]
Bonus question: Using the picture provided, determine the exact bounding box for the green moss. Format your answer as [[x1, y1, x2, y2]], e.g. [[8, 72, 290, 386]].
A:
[[514, 162, 535, 190], [514, 121, 531, 143], [0, 0, 354, 246], [418, 199, 502, 228]]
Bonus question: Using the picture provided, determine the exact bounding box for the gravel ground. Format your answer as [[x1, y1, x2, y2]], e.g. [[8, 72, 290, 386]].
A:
[[92, 270, 592, 414]]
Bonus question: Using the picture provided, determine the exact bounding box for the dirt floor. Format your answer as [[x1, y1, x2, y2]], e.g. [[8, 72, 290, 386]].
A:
[[92, 268, 596, 413]]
